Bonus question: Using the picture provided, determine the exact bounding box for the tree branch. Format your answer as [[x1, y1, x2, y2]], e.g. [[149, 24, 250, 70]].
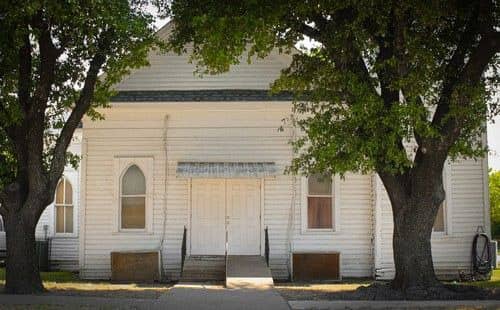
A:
[[0, 201, 7, 217], [18, 22, 32, 113], [297, 23, 322, 43], [378, 171, 409, 214], [22, 11, 65, 195], [433, 29, 500, 148], [48, 31, 113, 189]]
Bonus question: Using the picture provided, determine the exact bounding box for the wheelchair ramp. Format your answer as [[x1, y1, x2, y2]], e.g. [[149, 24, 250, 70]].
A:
[[226, 255, 274, 289]]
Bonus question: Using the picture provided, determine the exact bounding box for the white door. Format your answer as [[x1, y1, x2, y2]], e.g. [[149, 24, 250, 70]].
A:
[[191, 179, 226, 255], [226, 179, 261, 255]]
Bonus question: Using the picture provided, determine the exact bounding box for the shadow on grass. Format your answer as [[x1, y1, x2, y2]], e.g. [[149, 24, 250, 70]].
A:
[[0, 268, 172, 299]]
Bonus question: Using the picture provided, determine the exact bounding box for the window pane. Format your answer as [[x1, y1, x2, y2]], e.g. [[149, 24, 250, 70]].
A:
[[0, 216, 4, 232], [64, 180, 73, 205], [308, 174, 332, 195], [307, 197, 332, 229], [433, 203, 445, 232], [121, 197, 146, 229], [65, 206, 74, 233], [56, 181, 64, 204], [122, 165, 146, 195], [56, 206, 65, 233]]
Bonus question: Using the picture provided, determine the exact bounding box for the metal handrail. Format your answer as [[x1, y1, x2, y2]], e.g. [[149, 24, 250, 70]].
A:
[[264, 226, 270, 267], [181, 226, 187, 274]]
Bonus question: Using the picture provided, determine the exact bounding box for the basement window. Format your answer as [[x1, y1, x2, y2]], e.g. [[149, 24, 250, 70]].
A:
[[55, 178, 74, 234]]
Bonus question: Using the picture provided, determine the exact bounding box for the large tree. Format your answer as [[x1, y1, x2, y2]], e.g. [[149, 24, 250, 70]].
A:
[[166, 0, 500, 294], [0, 0, 158, 293]]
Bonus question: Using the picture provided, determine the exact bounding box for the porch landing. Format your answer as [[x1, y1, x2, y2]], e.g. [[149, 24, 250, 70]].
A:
[[226, 255, 274, 289]]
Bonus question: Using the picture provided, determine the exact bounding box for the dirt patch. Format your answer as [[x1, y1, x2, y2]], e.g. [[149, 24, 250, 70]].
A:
[[277, 281, 500, 301]]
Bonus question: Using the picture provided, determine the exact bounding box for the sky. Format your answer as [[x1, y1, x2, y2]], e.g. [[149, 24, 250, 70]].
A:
[[152, 17, 500, 171]]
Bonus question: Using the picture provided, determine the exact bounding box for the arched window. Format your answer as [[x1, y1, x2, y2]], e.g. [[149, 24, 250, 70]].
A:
[[55, 178, 73, 233], [120, 165, 146, 229]]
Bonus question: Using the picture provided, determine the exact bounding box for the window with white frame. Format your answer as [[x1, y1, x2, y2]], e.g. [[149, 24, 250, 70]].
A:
[[306, 174, 335, 230], [0, 216, 4, 232], [55, 178, 74, 233], [120, 165, 146, 230]]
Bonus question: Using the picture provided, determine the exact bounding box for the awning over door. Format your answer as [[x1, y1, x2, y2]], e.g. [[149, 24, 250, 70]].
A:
[[176, 162, 278, 178]]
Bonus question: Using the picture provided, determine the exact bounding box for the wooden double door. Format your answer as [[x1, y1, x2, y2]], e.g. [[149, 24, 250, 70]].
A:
[[190, 179, 261, 255]]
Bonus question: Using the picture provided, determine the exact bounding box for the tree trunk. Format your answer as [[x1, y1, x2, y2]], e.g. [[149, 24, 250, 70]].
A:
[[391, 205, 441, 290], [4, 209, 45, 294], [380, 167, 446, 292]]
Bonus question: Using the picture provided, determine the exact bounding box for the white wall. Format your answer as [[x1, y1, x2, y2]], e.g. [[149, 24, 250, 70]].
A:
[[291, 173, 374, 278], [80, 103, 295, 279]]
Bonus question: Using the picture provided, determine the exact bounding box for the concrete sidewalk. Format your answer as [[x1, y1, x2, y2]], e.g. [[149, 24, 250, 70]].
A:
[[290, 300, 500, 309], [159, 283, 290, 310]]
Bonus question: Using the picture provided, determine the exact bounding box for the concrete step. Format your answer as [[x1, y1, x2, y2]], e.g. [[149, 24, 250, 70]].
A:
[[226, 255, 274, 289], [180, 255, 226, 282]]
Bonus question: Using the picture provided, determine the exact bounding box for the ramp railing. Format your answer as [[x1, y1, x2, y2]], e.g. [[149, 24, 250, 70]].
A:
[[265, 226, 270, 266]]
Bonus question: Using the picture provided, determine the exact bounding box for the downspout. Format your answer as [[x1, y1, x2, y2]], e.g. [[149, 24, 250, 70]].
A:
[[159, 114, 170, 277], [78, 135, 88, 277], [286, 123, 297, 280]]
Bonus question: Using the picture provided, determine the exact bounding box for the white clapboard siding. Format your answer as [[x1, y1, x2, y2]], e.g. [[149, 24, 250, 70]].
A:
[[81, 103, 386, 280], [113, 24, 292, 92], [50, 238, 79, 270], [291, 173, 374, 278], [374, 158, 488, 280]]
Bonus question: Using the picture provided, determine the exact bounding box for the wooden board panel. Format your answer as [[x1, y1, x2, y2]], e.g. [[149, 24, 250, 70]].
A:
[[111, 251, 160, 282], [293, 253, 340, 281]]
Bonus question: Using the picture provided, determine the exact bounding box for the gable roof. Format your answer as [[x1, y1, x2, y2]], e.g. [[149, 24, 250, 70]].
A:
[[112, 23, 293, 101]]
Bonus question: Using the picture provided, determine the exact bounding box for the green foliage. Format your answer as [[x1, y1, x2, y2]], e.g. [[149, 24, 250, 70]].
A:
[[166, 0, 499, 177], [490, 170, 500, 239], [0, 0, 160, 190]]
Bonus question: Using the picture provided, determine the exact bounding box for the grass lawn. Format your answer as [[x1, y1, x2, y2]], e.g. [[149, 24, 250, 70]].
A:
[[0, 268, 171, 299], [465, 268, 500, 289]]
